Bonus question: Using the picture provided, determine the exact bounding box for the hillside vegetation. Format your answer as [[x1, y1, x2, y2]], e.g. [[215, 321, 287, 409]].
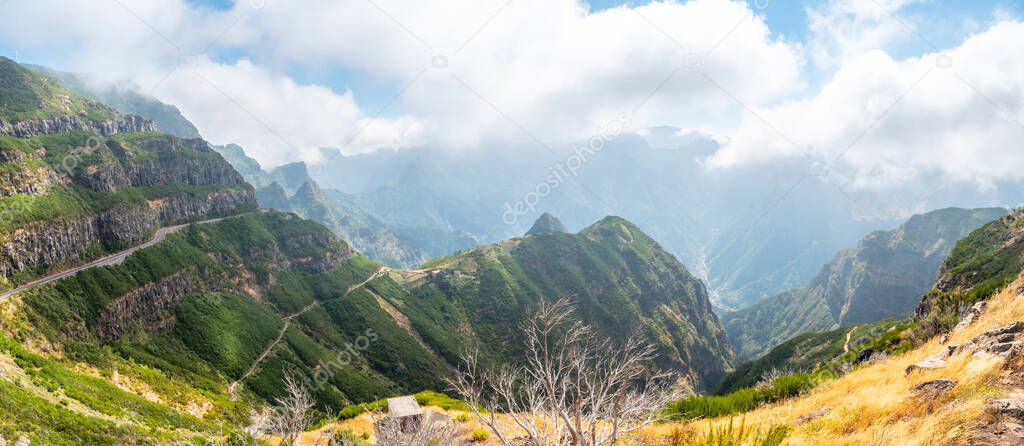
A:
[[642, 209, 1024, 445], [417, 215, 734, 388], [0, 58, 738, 444], [724, 207, 1006, 360]]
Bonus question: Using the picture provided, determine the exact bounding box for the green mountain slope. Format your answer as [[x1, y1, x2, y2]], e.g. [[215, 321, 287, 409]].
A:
[[22, 65, 201, 139], [0, 58, 737, 442], [0, 59, 448, 443], [719, 209, 1024, 394], [418, 216, 734, 389], [914, 209, 1024, 337], [525, 212, 569, 235], [0, 58, 116, 124], [0, 59, 255, 288], [723, 207, 1006, 360], [716, 319, 900, 394]]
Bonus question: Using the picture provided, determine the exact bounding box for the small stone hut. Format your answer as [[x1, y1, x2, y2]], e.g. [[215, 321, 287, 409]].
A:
[[387, 395, 423, 433]]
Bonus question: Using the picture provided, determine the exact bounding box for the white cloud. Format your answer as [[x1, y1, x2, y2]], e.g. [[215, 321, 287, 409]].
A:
[[1, 0, 1021, 199], [805, 0, 925, 70], [706, 20, 1024, 192], [0, 0, 803, 165]]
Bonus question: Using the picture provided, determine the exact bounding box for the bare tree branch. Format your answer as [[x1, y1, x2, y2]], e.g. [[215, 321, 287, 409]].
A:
[[450, 296, 681, 446]]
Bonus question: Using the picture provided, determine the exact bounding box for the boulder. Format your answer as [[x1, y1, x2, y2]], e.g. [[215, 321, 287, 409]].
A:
[[905, 352, 949, 375], [954, 301, 988, 332], [912, 379, 957, 399], [957, 322, 1024, 359], [989, 399, 1024, 422], [796, 407, 830, 423]]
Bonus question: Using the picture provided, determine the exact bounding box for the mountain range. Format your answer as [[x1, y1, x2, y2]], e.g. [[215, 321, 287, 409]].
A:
[[0, 57, 733, 443], [722, 207, 1007, 360]]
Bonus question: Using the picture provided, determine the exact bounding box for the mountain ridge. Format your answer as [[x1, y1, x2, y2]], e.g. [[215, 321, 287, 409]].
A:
[[723, 207, 1007, 360]]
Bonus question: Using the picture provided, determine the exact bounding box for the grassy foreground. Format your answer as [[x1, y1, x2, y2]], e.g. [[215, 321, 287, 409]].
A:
[[640, 274, 1024, 446]]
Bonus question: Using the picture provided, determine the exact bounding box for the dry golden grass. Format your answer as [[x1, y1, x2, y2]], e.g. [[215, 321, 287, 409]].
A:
[[638, 275, 1024, 446], [292, 407, 503, 445]]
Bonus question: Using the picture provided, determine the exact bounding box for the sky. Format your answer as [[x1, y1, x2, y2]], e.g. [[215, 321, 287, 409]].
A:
[[0, 0, 1023, 201]]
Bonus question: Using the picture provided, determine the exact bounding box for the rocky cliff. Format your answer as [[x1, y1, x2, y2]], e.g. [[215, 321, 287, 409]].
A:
[[0, 58, 256, 284], [0, 114, 157, 138]]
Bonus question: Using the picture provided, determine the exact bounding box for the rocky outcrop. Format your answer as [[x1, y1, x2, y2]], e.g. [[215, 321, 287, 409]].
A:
[[0, 189, 254, 279], [0, 114, 157, 138], [95, 270, 197, 339], [77, 138, 247, 193], [907, 322, 1024, 375], [796, 407, 830, 423], [912, 379, 957, 399], [0, 163, 63, 197], [954, 302, 989, 333], [152, 188, 255, 225], [990, 399, 1024, 421], [974, 399, 1024, 445], [279, 230, 352, 273], [957, 322, 1024, 358]]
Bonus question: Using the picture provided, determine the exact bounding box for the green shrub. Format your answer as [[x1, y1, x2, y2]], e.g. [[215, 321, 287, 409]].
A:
[[470, 428, 490, 442], [666, 373, 823, 420], [332, 429, 369, 446], [453, 412, 471, 423], [665, 419, 789, 446]]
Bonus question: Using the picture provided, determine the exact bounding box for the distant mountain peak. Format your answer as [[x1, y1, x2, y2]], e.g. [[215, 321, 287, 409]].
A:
[[526, 213, 569, 235], [292, 179, 323, 200]]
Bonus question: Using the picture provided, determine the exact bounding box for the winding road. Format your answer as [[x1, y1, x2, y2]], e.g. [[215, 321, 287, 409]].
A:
[[0, 215, 238, 301]]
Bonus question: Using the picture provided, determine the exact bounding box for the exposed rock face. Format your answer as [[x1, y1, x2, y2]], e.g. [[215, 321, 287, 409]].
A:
[[990, 399, 1024, 421], [96, 270, 197, 339], [907, 322, 1024, 375], [76, 139, 248, 193], [958, 322, 1024, 358], [0, 163, 63, 197], [905, 353, 949, 375], [0, 189, 254, 279], [279, 230, 352, 273], [152, 189, 255, 225], [954, 301, 989, 333], [0, 115, 157, 138], [974, 399, 1024, 445], [0, 127, 256, 282], [912, 379, 957, 399]]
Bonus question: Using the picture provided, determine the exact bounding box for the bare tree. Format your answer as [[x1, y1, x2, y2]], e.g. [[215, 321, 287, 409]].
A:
[[450, 297, 680, 446], [755, 368, 784, 389], [244, 407, 273, 438], [370, 410, 461, 446], [269, 374, 317, 445]]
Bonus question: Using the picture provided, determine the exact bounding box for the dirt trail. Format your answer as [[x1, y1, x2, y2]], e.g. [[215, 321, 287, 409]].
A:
[[844, 328, 857, 353], [228, 267, 386, 399]]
